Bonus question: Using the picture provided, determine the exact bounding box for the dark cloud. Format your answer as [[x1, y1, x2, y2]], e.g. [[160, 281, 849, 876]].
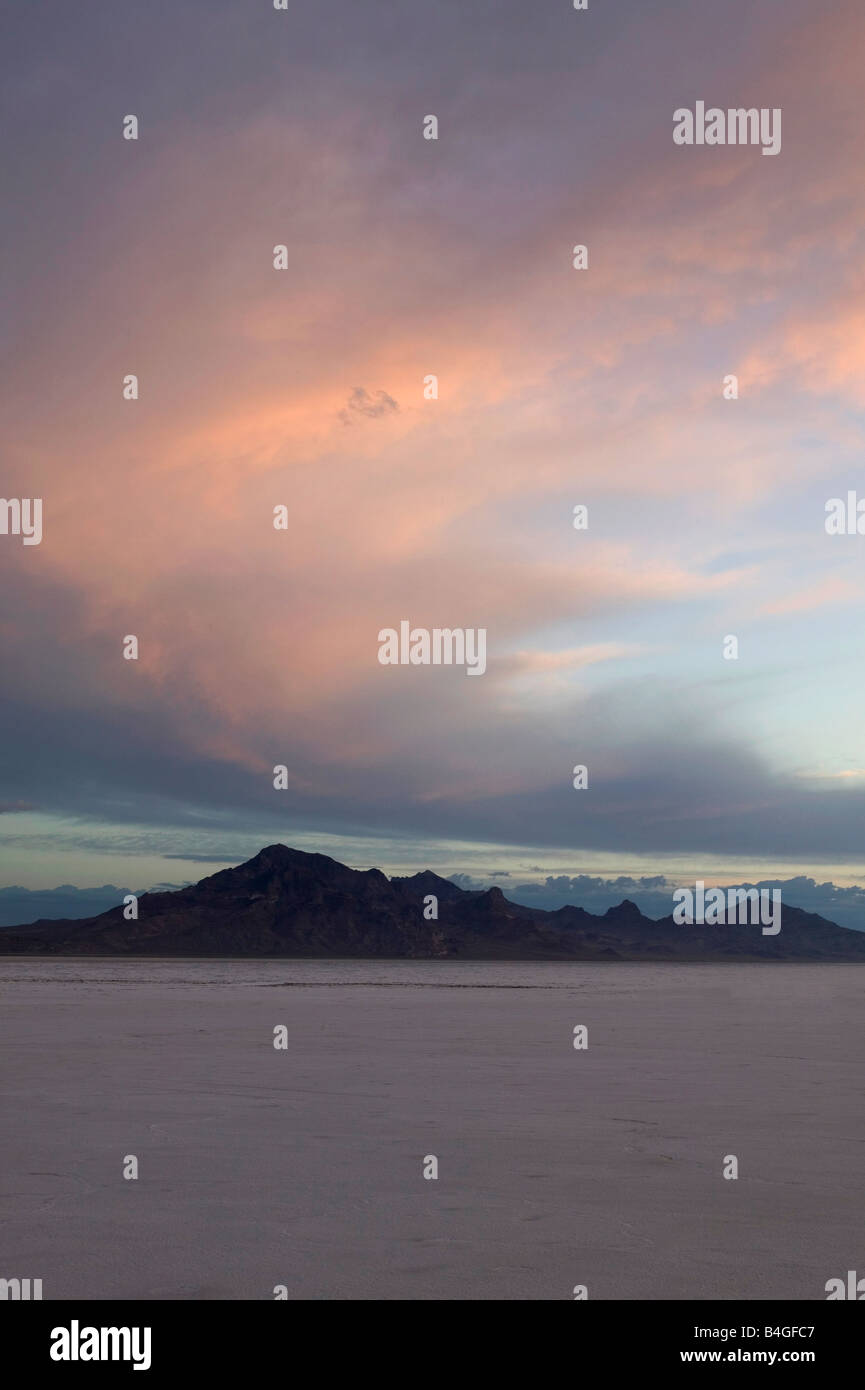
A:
[[3, 643, 865, 866], [338, 387, 399, 424], [162, 854, 245, 863]]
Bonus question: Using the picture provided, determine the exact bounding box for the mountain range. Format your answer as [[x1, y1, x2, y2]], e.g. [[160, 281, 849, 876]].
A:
[[1, 844, 865, 960]]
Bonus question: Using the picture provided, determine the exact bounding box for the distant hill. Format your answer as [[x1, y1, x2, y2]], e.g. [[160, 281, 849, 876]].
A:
[[0, 884, 140, 927], [2, 844, 865, 960]]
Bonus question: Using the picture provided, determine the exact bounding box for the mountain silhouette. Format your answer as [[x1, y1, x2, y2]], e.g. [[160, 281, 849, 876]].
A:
[[1, 844, 864, 960]]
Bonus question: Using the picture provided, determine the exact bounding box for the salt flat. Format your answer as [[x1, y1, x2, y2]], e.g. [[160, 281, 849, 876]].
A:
[[0, 959, 860, 1301]]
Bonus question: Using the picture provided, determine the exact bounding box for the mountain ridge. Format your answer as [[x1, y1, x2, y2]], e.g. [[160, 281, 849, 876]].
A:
[[1, 843, 864, 960]]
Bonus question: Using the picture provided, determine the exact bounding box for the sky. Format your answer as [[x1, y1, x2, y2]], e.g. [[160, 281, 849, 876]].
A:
[[1, 0, 864, 917]]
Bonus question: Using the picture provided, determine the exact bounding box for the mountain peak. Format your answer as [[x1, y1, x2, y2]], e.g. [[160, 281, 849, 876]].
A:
[[606, 899, 643, 919], [253, 844, 314, 863], [392, 870, 465, 900], [243, 844, 344, 872]]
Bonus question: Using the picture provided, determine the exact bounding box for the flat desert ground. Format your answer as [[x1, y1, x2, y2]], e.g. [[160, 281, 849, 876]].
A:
[[0, 959, 860, 1300]]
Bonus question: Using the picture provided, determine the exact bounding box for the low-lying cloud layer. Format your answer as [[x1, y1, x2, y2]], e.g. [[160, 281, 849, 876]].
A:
[[488, 873, 865, 934]]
